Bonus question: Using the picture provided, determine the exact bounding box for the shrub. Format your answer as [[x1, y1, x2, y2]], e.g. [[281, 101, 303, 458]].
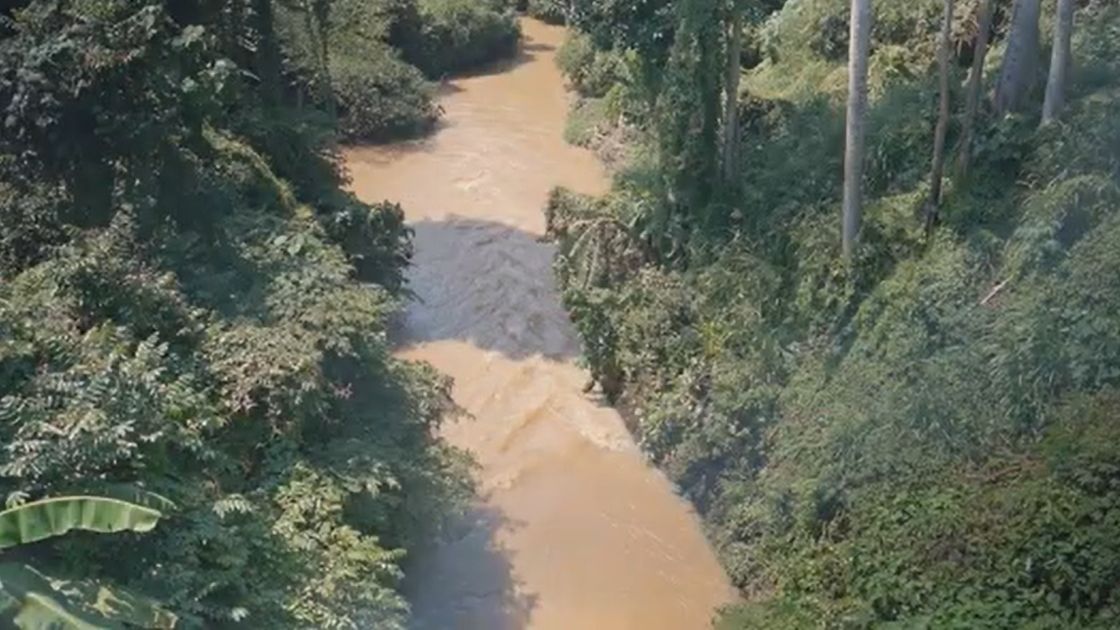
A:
[[557, 31, 596, 85], [319, 196, 414, 293], [411, 0, 520, 77], [274, 0, 441, 143], [331, 46, 440, 142], [564, 97, 609, 146], [526, 0, 567, 25], [557, 32, 625, 97]]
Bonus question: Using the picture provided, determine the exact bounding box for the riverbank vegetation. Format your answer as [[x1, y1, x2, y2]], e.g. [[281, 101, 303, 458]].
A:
[[275, 0, 519, 141], [0, 0, 519, 627], [549, 0, 1120, 626], [524, 0, 568, 25]]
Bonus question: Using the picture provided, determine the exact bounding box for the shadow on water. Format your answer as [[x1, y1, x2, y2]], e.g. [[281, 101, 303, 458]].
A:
[[450, 37, 557, 80], [342, 121, 451, 165], [393, 216, 581, 362], [521, 41, 555, 54], [405, 504, 537, 629]]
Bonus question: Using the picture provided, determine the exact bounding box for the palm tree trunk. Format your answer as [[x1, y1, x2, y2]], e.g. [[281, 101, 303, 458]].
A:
[[958, 0, 993, 179], [721, 5, 743, 186], [842, 0, 872, 257], [1041, 0, 1075, 124], [925, 0, 955, 231], [993, 0, 1042, 115], [303, 0, 335, 118], [314, 0, 337, 120], [253, 0, 281, 106]]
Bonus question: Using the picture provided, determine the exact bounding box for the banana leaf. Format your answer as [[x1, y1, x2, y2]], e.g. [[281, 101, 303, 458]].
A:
[[0, 562, 177, 629], [0, 497, 164, 550]]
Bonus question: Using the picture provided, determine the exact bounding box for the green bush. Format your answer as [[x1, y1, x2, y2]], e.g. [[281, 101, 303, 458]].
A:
[[526, 0, 567, 24], [275, 0, 441, 143], [564, 97, 609, 146], [331, 46, 440, 142], [557, 32, 625, 97], [758, 0, 945, 67], [411, 0, 520, 76], [273, 0, 519, 141], [557, 31, 596, 84], [320, 196, 414, 293]]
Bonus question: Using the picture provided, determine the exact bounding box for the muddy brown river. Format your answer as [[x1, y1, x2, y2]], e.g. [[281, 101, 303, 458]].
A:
[[345, 19, 734, 630]]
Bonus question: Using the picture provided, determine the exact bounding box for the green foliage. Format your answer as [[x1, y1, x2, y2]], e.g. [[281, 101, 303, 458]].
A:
[[0, 489, 175, 629], [410, 0, 520, 77], [0, 1, 468, 627], [0, 496, 165, 550], [526, 0, 567, 25], [653, 0, 723, 231], [320, 198, 413, 292], [0, 562, 178, 629], [758, 0, 945, 66], [330, 47, 439, 141], [0, 182, 70, 277], [0, 496, 176, 630], [564, 97, 610, 146], [272, 0, 519, 142], [557, 31, 624, 98], [554, 1, 1120, 627], [570, 0, 675, 72], [555, 31, 644, 169], [274, 0, 438, 142]]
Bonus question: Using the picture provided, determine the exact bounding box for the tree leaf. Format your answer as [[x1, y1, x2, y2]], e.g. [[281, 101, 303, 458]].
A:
[[0, 563, 177, 629], [0, 497, 164, 550]]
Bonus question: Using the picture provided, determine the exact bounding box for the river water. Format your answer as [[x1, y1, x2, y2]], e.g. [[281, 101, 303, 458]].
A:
[[345, 19, 734, 630]]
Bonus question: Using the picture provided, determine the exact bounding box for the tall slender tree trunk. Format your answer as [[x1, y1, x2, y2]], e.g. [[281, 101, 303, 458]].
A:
[[313, 0, 337, 120], [320, 32, 337, 119], [253, 0, 281, 107], [993, 0, 1042, 114], [958, 0, 993, 180], [721, 5, 743, 186], [925, 0, 955, 231], [1041, 0, 1075, 124], [657, 0, 722, 221], [842, 0, 872, 258], [303, 0, 335, 118]]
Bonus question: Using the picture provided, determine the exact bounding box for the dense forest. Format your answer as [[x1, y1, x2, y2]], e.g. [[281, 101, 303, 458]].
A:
[[547, 0, 1120, 627], [3, 0, 1119, 627], [0, 0, 519, 627]]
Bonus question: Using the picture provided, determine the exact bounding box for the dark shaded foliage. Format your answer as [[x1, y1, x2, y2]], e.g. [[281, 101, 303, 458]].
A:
[[0, 1, 470, 626]]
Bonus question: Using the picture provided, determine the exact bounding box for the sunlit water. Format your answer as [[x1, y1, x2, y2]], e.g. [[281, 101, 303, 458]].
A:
[[345, 19, 735, 630]]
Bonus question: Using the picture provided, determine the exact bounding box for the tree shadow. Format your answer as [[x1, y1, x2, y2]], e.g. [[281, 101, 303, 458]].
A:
[[522, 41, 555, 53], [447, 34, 557, 80], [394, 216, 582, 361], [342, 107, 464, 164], [405, 504, 537, 630]]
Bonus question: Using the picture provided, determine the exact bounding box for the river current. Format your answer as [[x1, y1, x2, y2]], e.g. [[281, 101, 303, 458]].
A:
[[345, 19, 734, 629]]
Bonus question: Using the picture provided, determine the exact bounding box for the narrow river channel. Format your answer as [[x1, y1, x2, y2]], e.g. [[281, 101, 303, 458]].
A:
[[345, 19, 734, 630]]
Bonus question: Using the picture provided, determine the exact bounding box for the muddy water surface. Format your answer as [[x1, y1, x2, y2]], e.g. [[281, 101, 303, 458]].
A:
[[345, 19, 734, 630]]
